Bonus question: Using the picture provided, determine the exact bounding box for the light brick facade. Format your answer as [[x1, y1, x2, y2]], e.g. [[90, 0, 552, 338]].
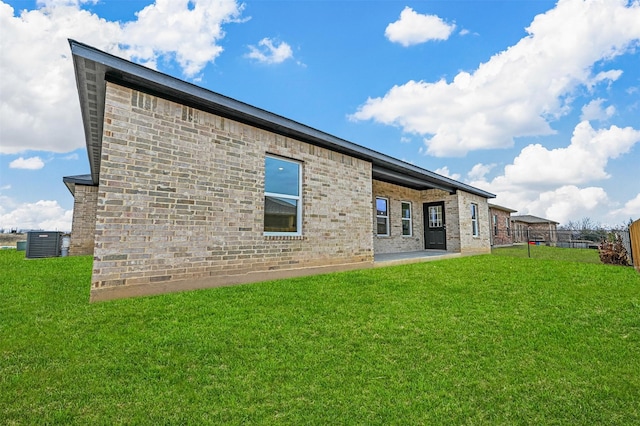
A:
[[456, 192, 491, 254], [69, 184, 98, 255], [67, 41, 497, 301], [372, 180, 424, 254], [91, 83, 374, 300], [372, 181, 490, 255]]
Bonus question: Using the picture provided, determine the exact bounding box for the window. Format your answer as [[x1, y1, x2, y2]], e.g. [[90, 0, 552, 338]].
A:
[[493, 214, 498, 236], [506, 217, 511, 236], [429, 205, 443, 228], [264, 156, 302, 235], [401, 202, 412, 236], [376, 197, 389, 236], [471, 203, 479, 237]]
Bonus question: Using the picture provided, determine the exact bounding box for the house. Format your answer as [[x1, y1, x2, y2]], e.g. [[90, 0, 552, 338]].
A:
[[64, 40, 495, 301], [488, 203, 517, 246], [511, 215, 559, 244]]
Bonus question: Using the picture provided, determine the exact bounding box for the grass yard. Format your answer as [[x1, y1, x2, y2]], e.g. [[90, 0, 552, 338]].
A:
[[492, 244, 603, 263], [1, 249, 639, 424]]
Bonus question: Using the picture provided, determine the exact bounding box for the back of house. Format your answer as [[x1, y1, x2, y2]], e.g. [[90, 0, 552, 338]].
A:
[[64, 40, 495, 301]]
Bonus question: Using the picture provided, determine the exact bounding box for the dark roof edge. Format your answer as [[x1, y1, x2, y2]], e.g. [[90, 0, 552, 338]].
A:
[[512, 215, 560, 225], [63, 174, 95, 196], [68, 39, 495, 199], [488, 203, 518, 213]]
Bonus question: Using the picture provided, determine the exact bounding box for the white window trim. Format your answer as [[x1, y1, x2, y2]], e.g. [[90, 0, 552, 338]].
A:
[[376, 197, 389, 237], [264, 155, 303, 237], [471, 203, 479, 237], [401, 201, 412, 237]]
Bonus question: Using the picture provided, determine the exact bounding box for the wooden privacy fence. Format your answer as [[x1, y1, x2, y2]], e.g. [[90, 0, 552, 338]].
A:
[[631, 219, 640, 272]]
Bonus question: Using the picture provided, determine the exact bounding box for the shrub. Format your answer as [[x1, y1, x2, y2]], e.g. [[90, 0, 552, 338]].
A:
[[598, 233, 630, 266]]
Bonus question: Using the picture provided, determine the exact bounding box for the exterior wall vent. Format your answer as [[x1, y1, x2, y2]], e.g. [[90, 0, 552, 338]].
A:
[[26, 232, 62, 259]]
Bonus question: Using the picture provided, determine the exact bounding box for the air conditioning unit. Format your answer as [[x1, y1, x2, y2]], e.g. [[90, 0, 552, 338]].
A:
[[26, 232, 62, 259]]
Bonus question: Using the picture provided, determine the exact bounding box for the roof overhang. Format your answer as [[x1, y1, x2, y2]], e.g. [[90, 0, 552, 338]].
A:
[[488, 203, 518, 213], [69, 39, 495, 199], [62, 174, 94, 196]]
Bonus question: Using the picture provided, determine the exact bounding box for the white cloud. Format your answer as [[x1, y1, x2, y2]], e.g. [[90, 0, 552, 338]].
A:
[[483, 184, 610, 226], [9, 156, 45, 170], [353, 0, 640, 156], [467, 163, 495, 181], [385, 7, 455, 46], [533, 186, 609, 225], [434, 166, 460, 181], [580, 98, 615, 121], [62, 153, 79, 160], [494, 121, 640, 188], [246, 37, 293, 64], [122, 0, 244, 77], [0, 199, 72, 232], [0, 0, 244, 154], [610, 193, 640, 220], [465, 119, 640, 226]]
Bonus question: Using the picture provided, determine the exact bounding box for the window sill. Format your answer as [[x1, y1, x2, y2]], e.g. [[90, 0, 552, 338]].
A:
[[264, 235, 305, 241]]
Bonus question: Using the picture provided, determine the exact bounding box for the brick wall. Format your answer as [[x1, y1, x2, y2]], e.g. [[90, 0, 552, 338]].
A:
[[91, 83, 374, 300], [457, 192, 491, 254], [371, 182, 472, 254], [489, 207, 513, 246], [372, 180, 424, 254], [512, 222, 558, 243], [422, 189, 461, 253], [69, 184, 97, 256]]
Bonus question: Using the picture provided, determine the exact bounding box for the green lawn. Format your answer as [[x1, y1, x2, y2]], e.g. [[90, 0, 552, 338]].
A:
[[1, 249, 639, 424], [492, 244, 603, 263]]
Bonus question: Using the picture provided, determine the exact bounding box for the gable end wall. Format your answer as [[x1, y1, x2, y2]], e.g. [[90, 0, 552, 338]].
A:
[[91, 83, 374, 300]]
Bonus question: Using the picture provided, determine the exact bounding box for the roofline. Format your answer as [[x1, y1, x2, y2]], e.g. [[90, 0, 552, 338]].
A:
[[488, 203, 518, 213], [69, 39, 495, 199], [511, 215, 559, 225], [62, 174, 95, 196]]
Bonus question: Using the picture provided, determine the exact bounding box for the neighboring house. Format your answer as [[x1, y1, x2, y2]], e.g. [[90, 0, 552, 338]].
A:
[[488, 204, 517, 246], [511, 215, 559, 244], [64, 40, 495, 301]]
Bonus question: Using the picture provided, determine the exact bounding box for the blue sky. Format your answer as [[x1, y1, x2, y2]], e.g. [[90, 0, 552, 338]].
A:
[[1, 0, 639, 231]]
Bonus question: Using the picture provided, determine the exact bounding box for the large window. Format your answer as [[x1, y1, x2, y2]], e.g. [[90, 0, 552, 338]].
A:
[[264, 156, 302, 235], [471, 203, 479, 237], [401, 201, 412, 236], [376, 197, 389, 236]]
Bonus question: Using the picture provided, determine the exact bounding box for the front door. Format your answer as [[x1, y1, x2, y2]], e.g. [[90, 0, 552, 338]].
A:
[[424, 202, 446, 250]]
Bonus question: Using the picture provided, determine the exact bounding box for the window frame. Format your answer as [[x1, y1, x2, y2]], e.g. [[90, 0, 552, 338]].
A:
[[401, 201, 412, 237], [376, 197, 390, 237], [493, 214, 498, 236], [506, 217, 511, 236], [264, 155, 303, 236], [471, 203, 480, 237]]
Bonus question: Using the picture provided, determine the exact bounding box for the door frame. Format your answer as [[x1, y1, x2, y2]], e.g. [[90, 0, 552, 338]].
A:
[[423, 201, 447, 250]]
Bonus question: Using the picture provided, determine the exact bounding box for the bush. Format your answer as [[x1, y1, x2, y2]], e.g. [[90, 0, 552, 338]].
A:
[[598, 234, 630, 266]]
